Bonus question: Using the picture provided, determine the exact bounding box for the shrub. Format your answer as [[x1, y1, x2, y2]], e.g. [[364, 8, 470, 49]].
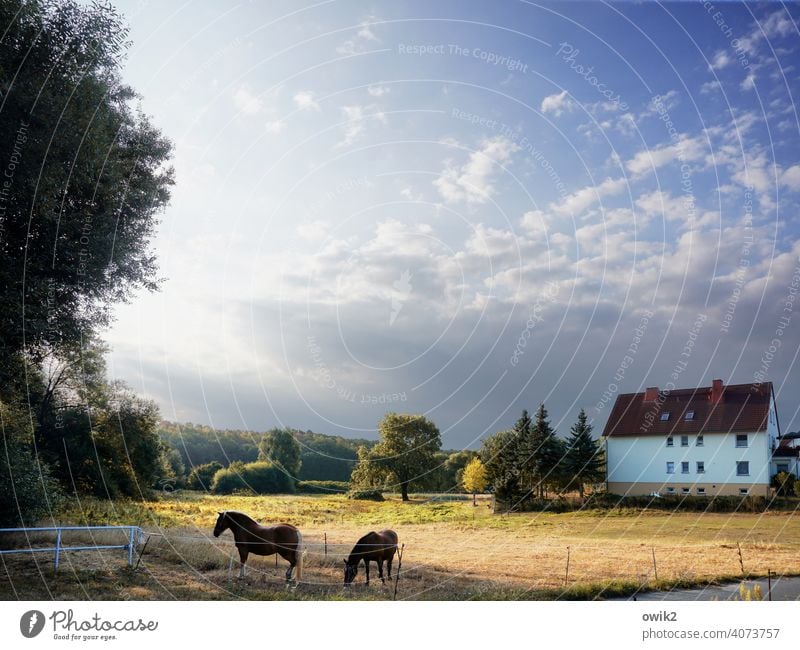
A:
[[211, 461, 295, 495], [186, 461, 223, 491], [347, 489, 384, 501], [771, 471, 796, 496], [794, 479, 800, 498], [296, 480, 349, 494]]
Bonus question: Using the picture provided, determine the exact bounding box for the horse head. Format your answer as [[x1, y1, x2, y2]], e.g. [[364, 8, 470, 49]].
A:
[[343, 558, 358, 585], [213, 511, 230, 537]]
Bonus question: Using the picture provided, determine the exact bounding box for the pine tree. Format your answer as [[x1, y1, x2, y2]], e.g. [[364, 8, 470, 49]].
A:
[[520, 404, 562, 499], [564, 409, 605, 499]]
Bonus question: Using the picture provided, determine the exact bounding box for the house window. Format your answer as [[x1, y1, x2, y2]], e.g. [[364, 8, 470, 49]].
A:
[[685, 411, 695, 420], [739, 488, 749, 496], [697, 461, 705, 474], [696, 435, 704, 446], [666, 436, 674, 447], [666, 462, 675, 474], [736, 461, 750, 476], [697, 487, 706, 495], [660, 412, 670, 421], [681, 461, 690, 474], [736, 434, 748, 448], [666, 487, 675, 494], [681, 487, 691, 494], [681, 435, 689, 447], [777, 463, 789, 473]]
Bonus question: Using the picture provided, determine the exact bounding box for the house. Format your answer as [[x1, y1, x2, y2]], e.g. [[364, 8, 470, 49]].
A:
[[601, 379, 780, 497]]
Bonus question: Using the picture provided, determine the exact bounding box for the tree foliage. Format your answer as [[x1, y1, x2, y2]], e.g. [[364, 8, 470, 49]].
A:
[[462, 457, 488, 505], [186, 461, 223, 491], [351, 413, 442, 501], [258, 428, 302, 478], [211, 461, 295, 495], [563, 409, 605, 499]]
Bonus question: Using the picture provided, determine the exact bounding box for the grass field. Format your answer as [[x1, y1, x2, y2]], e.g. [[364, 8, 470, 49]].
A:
[[2, 491, 799, 600]]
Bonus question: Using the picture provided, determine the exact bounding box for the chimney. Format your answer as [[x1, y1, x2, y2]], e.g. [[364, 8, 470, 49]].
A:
[[644, 386, 659, 401], [710, 378, 724, 404]]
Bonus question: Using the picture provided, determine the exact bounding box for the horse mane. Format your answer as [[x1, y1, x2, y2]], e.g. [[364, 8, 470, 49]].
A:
[[224, 510, 258, 526]]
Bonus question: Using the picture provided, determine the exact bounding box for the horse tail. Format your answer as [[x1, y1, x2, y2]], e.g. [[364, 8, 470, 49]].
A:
[[295, 530, 304, 582]]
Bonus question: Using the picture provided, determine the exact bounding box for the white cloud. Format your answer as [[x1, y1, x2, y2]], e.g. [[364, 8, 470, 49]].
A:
[[337, 16, 381, 54], [626, 135, 706, 176], [233, 85, 263, 115], [540, 90, 574, 117], [265, 120, 285, 134], [293, 90, 321, 111], [761, 10, 795, 39], [709, 49, 731, 71], [780, 165, 800, 190], [434, 137, 519, 205], [740, 72, 757, 91], [700, 80, 722, 94], [337, 104, 386, 147], [367, 85, 391, 97], [551, 176, 627, 216]]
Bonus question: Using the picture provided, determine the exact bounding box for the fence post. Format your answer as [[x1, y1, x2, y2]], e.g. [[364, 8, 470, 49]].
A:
[[54, 528, 61, 572], [393, 544, 405, 601], [324, 532, 327, 558], [737, 542, 745, 576], [768, 569, 772, 601], [652, 547, 658, 582], [127, 527, 136, 566], [564, 546, 570, 587]]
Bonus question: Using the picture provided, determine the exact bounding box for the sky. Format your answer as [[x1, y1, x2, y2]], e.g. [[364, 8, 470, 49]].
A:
[[104, 0, 800, 448]]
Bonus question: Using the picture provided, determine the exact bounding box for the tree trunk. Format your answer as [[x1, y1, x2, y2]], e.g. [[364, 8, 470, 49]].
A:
[[401, 482, 409, 501], [472, 492, 476, 506]]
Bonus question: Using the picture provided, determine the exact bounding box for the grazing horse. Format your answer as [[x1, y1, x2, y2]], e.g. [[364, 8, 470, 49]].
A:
[[343, 529, 398, 586], [213, 511, 303, 583]]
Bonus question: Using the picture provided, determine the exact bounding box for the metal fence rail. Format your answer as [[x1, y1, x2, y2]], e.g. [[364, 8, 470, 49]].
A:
[[0, 525, 145, 570]]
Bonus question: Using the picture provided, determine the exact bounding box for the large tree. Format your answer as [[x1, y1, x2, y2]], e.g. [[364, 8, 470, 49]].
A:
[[354, 413, 442, 501], [0, 0, 173, 369], [479, 428, 522, 507], [258, 428, 302, 478], [518, 404, 563, 499], [563, 409, 605, 499]]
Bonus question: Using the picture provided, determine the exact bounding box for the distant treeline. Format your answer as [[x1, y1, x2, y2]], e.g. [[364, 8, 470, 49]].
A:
[[157, 422, 376, 482]]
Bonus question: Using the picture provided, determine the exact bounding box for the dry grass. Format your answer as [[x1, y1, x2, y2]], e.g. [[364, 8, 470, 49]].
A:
[[2, 492, 799, 600]]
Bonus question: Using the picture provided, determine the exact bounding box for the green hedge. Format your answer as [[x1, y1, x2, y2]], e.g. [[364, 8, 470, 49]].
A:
[[296, 480, 349, 494], [211, 461, 295, 495], [347, 489, 384, 501]]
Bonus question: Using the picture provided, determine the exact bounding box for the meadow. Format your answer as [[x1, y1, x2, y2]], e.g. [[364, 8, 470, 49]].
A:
[[1, 492, 799, 600]]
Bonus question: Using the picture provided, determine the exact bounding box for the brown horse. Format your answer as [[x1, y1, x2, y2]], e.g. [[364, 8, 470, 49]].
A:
[[343, 530, 398, 585], [213, 511, 303, 583]]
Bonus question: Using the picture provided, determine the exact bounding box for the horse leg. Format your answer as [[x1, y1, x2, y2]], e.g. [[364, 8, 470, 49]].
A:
[[238, 547, 248, 579], [387, 554, 394, 580], [364, 560, 370, 586], [378, 558, 385, 584]]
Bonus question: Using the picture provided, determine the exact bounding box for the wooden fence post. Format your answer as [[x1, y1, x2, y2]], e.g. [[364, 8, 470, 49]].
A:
[[324, 532, 327, 558], [737, 542, 745, 576], [393, 544, 405, 601], [564, 546, 570, 587], [652, 547, 658, 582]]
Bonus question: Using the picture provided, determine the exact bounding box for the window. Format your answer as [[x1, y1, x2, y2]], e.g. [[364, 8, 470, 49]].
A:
[[736, 434, 748, 448], [681, 461, 690, 474], [777, 463, 789, 473], [736, 461, 750, 476], [697, 461, 705, 474], [696, 435, 704, 446], [666, 462, 675, 474], [666, 487, 675, 494], [697, 487, 706, 495], [739, 488, 749, 496], [681, 487, 691, 494], [660, 412, 670, 421], [685, 410, 695, 420], [666, 436, 674, 447], [681, 435, 689, 447]]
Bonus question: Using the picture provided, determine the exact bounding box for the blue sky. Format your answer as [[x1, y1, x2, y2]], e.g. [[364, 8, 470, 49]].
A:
[[105, 0, 800, 447]]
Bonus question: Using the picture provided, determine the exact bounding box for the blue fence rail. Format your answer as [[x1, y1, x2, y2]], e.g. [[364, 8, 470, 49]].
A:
[[0, 526, 146, 570]]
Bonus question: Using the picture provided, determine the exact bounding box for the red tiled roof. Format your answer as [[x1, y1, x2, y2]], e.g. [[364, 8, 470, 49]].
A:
[[602, 381, 773, 437]]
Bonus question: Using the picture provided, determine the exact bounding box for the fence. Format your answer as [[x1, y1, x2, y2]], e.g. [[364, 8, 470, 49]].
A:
[[0, 525, 146, 570]]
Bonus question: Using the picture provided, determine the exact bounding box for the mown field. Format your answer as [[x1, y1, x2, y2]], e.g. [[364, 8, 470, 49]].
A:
[[2, 492, 799, 600]]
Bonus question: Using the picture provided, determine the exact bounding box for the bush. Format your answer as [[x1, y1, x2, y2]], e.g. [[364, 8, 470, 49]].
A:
[[0, 404, 63, 526], [794, 479, 800, 498], [347, 489, 384, 501], [296, 480, 349, 494], [186, 461, 223, 491], [211, 461, 295, 495], [771, 471, 796, 496]]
